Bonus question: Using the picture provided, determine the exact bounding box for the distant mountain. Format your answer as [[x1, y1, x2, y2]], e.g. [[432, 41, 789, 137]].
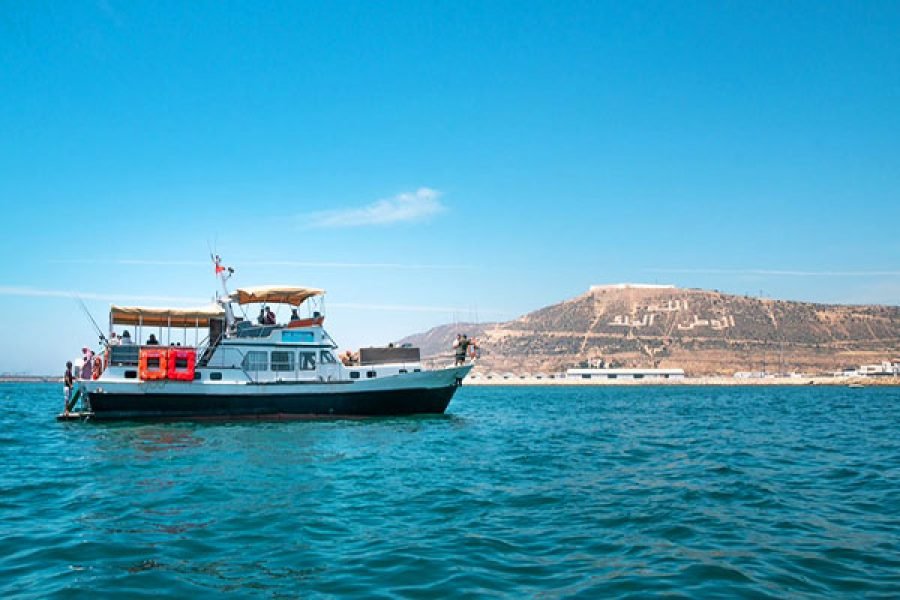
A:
[[400, 285, 900, 375]]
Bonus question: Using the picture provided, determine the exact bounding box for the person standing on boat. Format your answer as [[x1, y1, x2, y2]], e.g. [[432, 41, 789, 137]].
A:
[[120, 330, 133, 345], [63, 361, 74, 413], [79, 348, 93, 380], [453, 334, 471, 366], [146, 333, 159, 345], [265, 306, 276, 325], [258, 307, 266, 325]]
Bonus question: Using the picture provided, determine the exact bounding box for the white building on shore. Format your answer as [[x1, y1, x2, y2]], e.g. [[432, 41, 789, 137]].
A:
[[566, 367, 685, 381]]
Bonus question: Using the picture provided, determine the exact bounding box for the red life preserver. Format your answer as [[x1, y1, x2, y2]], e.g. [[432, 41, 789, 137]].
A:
[[166, 348, 196, 381], [139, 348, 168, 380]]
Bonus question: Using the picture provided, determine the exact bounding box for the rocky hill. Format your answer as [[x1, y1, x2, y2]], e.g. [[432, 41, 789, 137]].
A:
[[400, 285, 900, 375]]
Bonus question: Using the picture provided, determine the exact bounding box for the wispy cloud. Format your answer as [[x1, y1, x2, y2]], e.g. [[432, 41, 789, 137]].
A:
[[304, 187, 446, 228], [0, 286, 501, 314], [0, 286, 207, 305], [643, 268, 900, 277], [330, 302, 504, 315], [49, 258, 468, 270]]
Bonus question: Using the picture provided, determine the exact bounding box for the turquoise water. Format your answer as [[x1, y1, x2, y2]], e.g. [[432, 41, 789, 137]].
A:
[[2, 384, 899, 598]]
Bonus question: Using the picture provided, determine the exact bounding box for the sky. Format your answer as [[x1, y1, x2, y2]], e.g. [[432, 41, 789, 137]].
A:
[[1, 1, 899, 374]]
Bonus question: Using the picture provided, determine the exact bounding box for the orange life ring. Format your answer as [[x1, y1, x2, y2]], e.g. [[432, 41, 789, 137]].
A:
[[166, 348, 196, 381], [139, 348, 168, 380]]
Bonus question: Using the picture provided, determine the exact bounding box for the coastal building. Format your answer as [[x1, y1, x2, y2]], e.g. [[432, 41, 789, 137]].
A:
[[565, 367, 685, 381], [833, 361, 900, 377]]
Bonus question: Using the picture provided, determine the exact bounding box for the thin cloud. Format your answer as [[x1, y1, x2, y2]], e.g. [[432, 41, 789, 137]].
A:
[[643, 268, 900, 277], [0, 286, 207, 305], [305, 187, 445, 228], [0, 286, 500, 314], [330, 302, 504, 315], [50, 258, 469, 270]]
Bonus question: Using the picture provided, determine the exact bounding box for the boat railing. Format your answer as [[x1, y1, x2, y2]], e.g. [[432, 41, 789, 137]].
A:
[[422, 352, 474, 370]]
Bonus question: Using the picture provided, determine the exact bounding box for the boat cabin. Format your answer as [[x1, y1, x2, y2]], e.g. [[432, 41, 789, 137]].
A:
[[102, 286, 422, 385]]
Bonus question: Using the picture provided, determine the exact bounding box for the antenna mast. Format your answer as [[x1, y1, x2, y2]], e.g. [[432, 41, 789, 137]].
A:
[[212, 254, 236, 330]]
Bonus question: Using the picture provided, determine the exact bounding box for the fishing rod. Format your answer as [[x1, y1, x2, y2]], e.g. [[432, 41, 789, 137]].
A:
[[74, 295, 108, 347]]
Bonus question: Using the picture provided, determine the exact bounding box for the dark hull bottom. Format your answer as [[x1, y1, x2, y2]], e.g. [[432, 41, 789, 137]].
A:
[[86, 385, 458, 420]]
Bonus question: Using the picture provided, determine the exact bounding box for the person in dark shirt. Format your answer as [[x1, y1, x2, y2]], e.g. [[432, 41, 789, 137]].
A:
[[146, 334, 159, 345], [63, 361, 74, 414], [265, 306, 276, 325]]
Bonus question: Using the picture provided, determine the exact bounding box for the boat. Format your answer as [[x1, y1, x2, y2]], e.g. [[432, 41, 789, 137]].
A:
[[60, 256, 472, 420]]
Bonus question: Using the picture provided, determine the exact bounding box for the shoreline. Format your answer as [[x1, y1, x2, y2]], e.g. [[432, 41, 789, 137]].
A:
[[464, 375, 900, 387], [2, 376, 898, 387]]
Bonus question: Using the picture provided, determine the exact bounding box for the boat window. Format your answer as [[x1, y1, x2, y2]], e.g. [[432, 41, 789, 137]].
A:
[[366, 371, 376, 378], [320, 351, 337, 365], [193, 371, 201, 380], [299, 352, 317, 371], [350, 371, 360, 379], [241, 351, 268, 372], [124, 370, 137, 379], [271, 351, 295, 372], [209, 372, 223, 381], [399, 369, 407, 374]]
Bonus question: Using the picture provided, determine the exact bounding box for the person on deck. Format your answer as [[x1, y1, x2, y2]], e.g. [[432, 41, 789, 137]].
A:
[[120, 331, 133, 345], [108, 332, 120, 346], [258, 307, 266, 325], [81, 349, 93, 380], [63, 361, 74, 414], [265, 306, 276, 325], [453, 334, 471, 366], [290, 308, 300, 322], [146, 334, 159, 345]]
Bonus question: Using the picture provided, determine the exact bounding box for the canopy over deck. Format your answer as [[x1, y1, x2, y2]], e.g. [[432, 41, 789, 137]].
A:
[[110, 304, 225, 327], [229, 286, 325, 306]]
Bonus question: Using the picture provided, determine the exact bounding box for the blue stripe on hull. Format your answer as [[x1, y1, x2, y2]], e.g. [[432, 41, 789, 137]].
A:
[[86, 385, 459, 420]]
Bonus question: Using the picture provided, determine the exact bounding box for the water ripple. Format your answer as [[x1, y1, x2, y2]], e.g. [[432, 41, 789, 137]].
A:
[[1, 383, 900, 597]]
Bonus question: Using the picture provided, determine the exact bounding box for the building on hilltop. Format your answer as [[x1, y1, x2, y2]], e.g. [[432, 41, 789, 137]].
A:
[[590, 284, 676, 292]]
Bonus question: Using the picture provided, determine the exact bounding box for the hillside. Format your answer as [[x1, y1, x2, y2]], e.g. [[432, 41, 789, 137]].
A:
[[400, 285, 900, 375]]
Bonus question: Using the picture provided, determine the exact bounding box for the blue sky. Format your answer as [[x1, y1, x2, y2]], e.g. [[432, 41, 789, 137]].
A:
[[1, 1, 899, 374]]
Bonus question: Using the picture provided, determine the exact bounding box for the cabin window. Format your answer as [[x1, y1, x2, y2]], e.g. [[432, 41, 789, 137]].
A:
[[413, 368, 421, 373], [271, 351, 295, 372], [209, 372, 223, 381], [634, 374, 644, 379], [399, 369, 407, 374], [124, 370, 137, 379], [241, 351, 268, 372], [282, 331, 314, 343], [350, 371, 360, 379], [193, 371, 201, 380], [366, 371, 377, 378], [299, 352, 317, 371], [582, 374, 591, 379], [320, 351, 337, 365], [608, 374, 617, 379]]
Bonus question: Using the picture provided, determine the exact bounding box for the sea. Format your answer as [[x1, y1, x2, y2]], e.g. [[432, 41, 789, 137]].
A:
[[1, 383, 899, 598]]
